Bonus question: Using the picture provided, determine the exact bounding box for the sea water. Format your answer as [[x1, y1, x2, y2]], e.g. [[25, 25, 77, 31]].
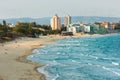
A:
[[27, 34, 120, 80]]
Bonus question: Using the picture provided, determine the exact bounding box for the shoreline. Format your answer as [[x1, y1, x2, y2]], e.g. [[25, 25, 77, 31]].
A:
[[0, 33, 119, 80], [23, 33, 120, 80], [0, 35, 70, 80], [16, 36, 65, 80]]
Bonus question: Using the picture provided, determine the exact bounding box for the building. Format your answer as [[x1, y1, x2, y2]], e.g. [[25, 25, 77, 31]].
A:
[[51, 14, 61, 30], [111, 22, 117, 30], [67, 23, 81, 34], [83, 25, 90, 33], [64, 15, 71, 26], [101, 22, 109, 29], [7, 23, 15, 28], [67, 26, 76, 34]]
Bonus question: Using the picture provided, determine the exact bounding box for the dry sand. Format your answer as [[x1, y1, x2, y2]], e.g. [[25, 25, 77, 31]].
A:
[[0, 34, 101, 80]]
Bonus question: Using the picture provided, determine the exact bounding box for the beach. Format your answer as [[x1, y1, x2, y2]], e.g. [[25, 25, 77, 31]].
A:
[[0, 34, 103, 80], [0, 35, 67, 80]]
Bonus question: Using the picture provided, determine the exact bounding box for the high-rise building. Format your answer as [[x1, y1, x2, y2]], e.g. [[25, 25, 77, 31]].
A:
[[64, 15, 71, 26], [51, 14, 61, 30]]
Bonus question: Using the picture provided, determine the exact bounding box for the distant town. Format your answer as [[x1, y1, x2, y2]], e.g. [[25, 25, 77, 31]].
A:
[[0, 14, 120, 42]]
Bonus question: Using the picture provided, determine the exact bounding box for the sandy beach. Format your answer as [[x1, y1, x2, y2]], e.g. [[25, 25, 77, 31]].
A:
[[0, 34, 103, 80], [0, 35, 67, 80]]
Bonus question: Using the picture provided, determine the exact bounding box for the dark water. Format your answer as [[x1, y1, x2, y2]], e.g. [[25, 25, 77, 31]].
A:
[[27, 34, 120, 80]]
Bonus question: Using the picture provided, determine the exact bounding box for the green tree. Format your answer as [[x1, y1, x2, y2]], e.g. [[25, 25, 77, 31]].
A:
[[115, 23, 120, 29]]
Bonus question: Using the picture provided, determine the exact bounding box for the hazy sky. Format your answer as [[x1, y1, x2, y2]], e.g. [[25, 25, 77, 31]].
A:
[[0, 0, 120, 18]]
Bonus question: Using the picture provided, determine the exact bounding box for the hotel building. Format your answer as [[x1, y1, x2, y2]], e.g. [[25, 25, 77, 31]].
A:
[[51, 14, 61, 30], [64, 15, 71, 26]]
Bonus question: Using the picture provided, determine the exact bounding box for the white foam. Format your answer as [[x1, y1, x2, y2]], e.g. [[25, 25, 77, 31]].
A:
[[57, 52, 61, 55], [71, 60, 80, 63], [37, 66, 57, 80], [55, 44, 80, 46], [102, 66, 120, 76], [102, 57, 117, 60], [50, 60, 62, 65], [80, 54, 84, 56], [30, 55, 34, 58], [53, 60, 57, 64], [72, 60, 76, 62], [88, 63, 92, 65], [52, 74, 59, 80], [90, 55, 98, 59], [33, 49, 39, 53], [112, 62, 119, 66], [66, 41, 79, 43]]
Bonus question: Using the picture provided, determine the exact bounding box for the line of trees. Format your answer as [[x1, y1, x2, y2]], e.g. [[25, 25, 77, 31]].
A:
[[0, 21, 62, 42]]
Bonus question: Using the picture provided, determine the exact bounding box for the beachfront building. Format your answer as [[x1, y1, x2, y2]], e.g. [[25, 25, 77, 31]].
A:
[[67, 23, 82, 34], [7, 23, 15, 28], [101, 22, 109, 29], [112, 22, 117, 30], [51, 14, 61, 30], [67, 26, 76, 34], [64, 15, 71, 27], [83, 25, 90, 33]]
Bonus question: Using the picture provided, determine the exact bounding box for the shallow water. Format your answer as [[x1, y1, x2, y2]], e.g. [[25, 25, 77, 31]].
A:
[[27, 34, 120, 80]]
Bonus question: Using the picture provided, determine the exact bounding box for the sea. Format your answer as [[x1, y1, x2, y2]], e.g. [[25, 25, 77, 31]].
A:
[[27, 34, 120, 80]]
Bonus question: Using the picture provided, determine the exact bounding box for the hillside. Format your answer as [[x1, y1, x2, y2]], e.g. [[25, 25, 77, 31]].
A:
[[0, 16, 120, 25]]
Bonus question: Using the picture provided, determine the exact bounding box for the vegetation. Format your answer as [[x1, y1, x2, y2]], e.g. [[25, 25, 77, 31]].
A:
[[90, 26, 108, 34], [98, 26, 108, 34], [1, 20, 119, 43], [0, 21, 62, 42], [35, 25, 51, 30], [115, 23, 120, 29]]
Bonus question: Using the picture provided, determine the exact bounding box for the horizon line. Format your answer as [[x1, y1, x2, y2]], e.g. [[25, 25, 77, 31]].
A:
[[1, 15, 120, 19]]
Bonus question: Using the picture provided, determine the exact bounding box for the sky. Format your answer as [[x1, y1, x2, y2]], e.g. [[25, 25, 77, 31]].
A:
[[0, 0, 120, 18]]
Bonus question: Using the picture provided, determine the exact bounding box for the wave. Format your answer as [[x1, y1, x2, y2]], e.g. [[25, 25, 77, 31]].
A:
[[65, 41, 79, 43], [101, 57, 118, 60], [32, 49, 39, 53], [102, 66, 120, 76], [88, 63, 92, 65], [28, 55, 34, 58], [55, 44, 80, 46], [28, 34, 120, 80], [52, 74, 59, 80], [90, 55, 98, 59], [71, 60, 80, 63], [37, 66, 58, 80], [112, 62, 119, 66]]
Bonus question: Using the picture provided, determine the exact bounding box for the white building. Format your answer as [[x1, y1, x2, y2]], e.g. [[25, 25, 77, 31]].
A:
[[67, 26, 76, 34], [67, 23, 81, 34], [84, 25, 90, 33], [8, 24, 15, 28]]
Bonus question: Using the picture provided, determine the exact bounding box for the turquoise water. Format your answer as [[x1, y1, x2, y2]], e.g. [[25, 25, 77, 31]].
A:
[[27, 34, 120, 80]]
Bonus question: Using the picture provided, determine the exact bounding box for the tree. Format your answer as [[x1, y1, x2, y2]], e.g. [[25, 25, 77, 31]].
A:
[[3, 20, 6, 26], [35, 25, 51, 30], [61, 26, 67, 31], [115, 23, 120, 29], [99, 26, 108, 34]]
